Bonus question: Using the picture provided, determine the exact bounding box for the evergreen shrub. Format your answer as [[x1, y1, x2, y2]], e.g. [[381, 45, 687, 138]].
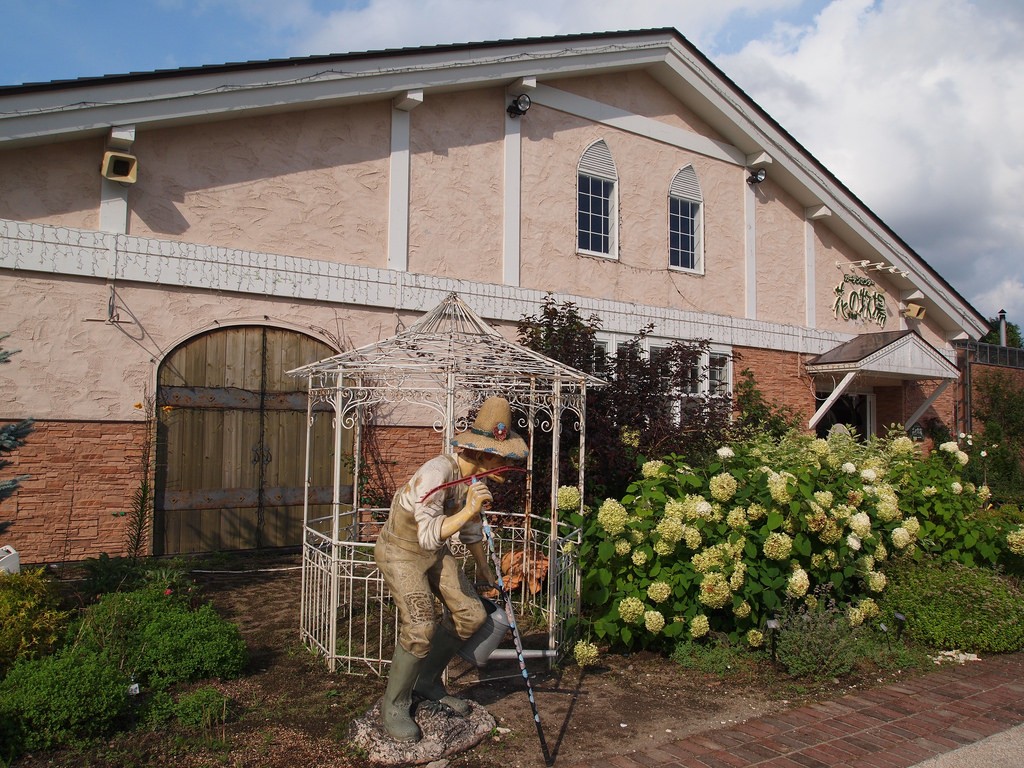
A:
[[880, 558, 1024, 653], [0, 647, 130, 751]]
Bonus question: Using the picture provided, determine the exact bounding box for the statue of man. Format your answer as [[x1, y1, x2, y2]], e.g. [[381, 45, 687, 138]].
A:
[[374, 396, 528, 742]]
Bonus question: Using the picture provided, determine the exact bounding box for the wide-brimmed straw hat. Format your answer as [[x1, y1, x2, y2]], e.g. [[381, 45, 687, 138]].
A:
[[451, 396, 529, 460]]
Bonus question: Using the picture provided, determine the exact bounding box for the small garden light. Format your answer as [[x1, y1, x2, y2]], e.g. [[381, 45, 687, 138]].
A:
[[878, 622, 891, 650], [766, 617, 781, 661]]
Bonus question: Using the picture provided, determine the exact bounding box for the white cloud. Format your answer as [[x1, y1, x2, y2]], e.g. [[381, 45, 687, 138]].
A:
[[716, 0, 1024, 323]]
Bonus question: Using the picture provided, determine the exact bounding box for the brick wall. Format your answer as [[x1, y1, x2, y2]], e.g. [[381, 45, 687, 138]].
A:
[[361, 425, 447, 503], [732, 345, 816, 426], [0, 420, 148, 565]]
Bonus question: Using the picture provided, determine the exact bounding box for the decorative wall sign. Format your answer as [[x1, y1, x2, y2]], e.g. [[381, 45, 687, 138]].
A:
[[833, 273, 888, 327]]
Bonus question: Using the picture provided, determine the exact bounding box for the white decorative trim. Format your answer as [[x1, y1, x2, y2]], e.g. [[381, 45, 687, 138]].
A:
[[503, 97, 522, 286], [2, 218, 861, 356], [387, 106, 412, 271], [805, 217, 816, 327], [744, 173, 757, 318], [531, 84, 745, 166]]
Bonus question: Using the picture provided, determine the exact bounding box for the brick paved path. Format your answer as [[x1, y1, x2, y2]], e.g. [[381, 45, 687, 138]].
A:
[[568, 653, 1024, 768]]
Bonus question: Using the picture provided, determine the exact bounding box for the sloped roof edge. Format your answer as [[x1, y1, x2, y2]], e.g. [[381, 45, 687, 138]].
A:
[[806, 331, 959, 380]]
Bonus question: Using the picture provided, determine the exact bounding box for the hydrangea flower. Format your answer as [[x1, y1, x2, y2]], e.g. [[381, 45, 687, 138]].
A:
[[620, 427, 640, 448], [902, 517, 920, 537], [647, 581, 671, 603], [614, 538, 632, 556], [979, 485, 991, 503], [597, 499, 629, 535], [716, 446, 735, 459], [956, 451, 969, 466], [747, 629, 764, 648], [698, 572, 732, 608], [682, 525, 703, 550], [644, 610, 665, 633], [865, 571, 887, 592], [618, 596, 645, 624], [890, 436, 915, 455], [847, 605, 865, 627], [891, 527, 912, 549], [729, 563, 747, 591], [763, 532, 793, 560], [746, 503, 767, 521], [767, 471, 794, 503], [842, 462, 857, 474], [655, 517, 684, 546], [689, 614, 710, 638], [813, 490, 834, 509], [709, 472, 738, 502], [860, 468, 877, 482], [653, 539, 675, 556], [847, 533, 862, 551], [849, 512, 872, 538], [642, 460, 666, 478], [1007, 528, 1024, 556], [726, 507, 747, 530], [631, 549, 648, 567], [874, 542, 888, 561], [786, 568, 810, 598], [664, 499, 686, 520], [556, 485, 582, 511], [733, 600, 751, 618], [951, 481, 963, 495], [857, 597, 880, 618], [573, 640, 599, 668], [939, 441, 959, 454], [922, 486, 938, 497]]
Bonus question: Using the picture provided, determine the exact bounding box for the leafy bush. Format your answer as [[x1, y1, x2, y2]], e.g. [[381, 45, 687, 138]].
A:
[[671, 636, 757, 676], [577, 428, 1007, 652], [73, 586, 247, 689], [174, 686, 232, 729], [0, 568, 68, 674], [773, 591, 863, 679], [0, 646, 130, 751], [879, 558, 1024, 653], [80, 552, 147, 596]]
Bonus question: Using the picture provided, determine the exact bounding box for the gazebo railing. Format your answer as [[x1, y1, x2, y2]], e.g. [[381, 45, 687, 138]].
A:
[[299, 511, 580, 674]]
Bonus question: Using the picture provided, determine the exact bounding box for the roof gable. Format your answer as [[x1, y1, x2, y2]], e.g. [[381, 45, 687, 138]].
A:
[[806, 331, 959, 380]]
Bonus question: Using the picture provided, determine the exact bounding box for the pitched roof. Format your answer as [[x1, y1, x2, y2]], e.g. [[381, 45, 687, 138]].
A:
[[806, 331, 959, 380]]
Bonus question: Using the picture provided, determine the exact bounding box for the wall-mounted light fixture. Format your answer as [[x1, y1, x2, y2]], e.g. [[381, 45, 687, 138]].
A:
[[507, 93, 532, 118], [747, 167, 767, 184]]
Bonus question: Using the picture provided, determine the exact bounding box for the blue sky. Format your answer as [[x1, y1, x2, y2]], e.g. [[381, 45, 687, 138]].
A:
[[3, 0, 1022, 328]]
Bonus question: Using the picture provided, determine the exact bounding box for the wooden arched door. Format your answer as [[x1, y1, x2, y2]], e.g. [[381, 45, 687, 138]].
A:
[[154, 327, 341, 555]]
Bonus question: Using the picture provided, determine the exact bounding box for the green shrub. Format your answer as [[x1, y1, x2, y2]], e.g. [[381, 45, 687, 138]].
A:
[[880, 558, 1024, 653], [773, 593, 863, 680], [81, 552, 147, 596], [174, 686, 232, 729], [0, 646, 130, 752], [0, 568, 68, 674], [671, 636, 755, 676], [137, 603, 248, 688], [73, 586, 247, 689]]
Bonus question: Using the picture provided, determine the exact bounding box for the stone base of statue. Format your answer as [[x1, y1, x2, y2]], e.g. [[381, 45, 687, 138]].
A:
[[348, 698, 496, 765]]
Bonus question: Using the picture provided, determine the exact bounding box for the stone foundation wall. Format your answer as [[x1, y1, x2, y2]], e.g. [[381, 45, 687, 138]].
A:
[[0, 420, 148, 565]]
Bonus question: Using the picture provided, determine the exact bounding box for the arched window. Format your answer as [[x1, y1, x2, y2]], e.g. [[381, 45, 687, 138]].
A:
[[577, 140, 618, 258], [669, 165, 704, 272]]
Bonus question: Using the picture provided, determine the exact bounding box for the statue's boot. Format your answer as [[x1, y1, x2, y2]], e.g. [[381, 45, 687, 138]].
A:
[[381, 645, 423, 743], [414, 626, 471, 715]]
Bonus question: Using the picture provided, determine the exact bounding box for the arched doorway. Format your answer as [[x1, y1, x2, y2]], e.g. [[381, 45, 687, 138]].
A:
[[154, 326, 344, 555]]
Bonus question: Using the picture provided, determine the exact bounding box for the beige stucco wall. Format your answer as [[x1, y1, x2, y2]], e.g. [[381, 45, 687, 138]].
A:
[[0, 272, 413, 421], [519, 78, 746, 317], [0, 137, 100, 230], [407, 88, 505, 282], [754, 181, 806, 325], [128, 104, 391, 265]]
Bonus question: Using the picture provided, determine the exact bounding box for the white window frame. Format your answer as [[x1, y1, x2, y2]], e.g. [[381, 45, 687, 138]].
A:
[[668, 165, 704, 274], [577, 140, 618, 259]]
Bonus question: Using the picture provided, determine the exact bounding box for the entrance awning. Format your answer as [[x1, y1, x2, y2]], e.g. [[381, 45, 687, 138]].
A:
[[805, 331, 959, 431]]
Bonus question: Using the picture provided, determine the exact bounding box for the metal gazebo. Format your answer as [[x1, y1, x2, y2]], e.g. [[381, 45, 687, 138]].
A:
[[290, 292, 605, 673]]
